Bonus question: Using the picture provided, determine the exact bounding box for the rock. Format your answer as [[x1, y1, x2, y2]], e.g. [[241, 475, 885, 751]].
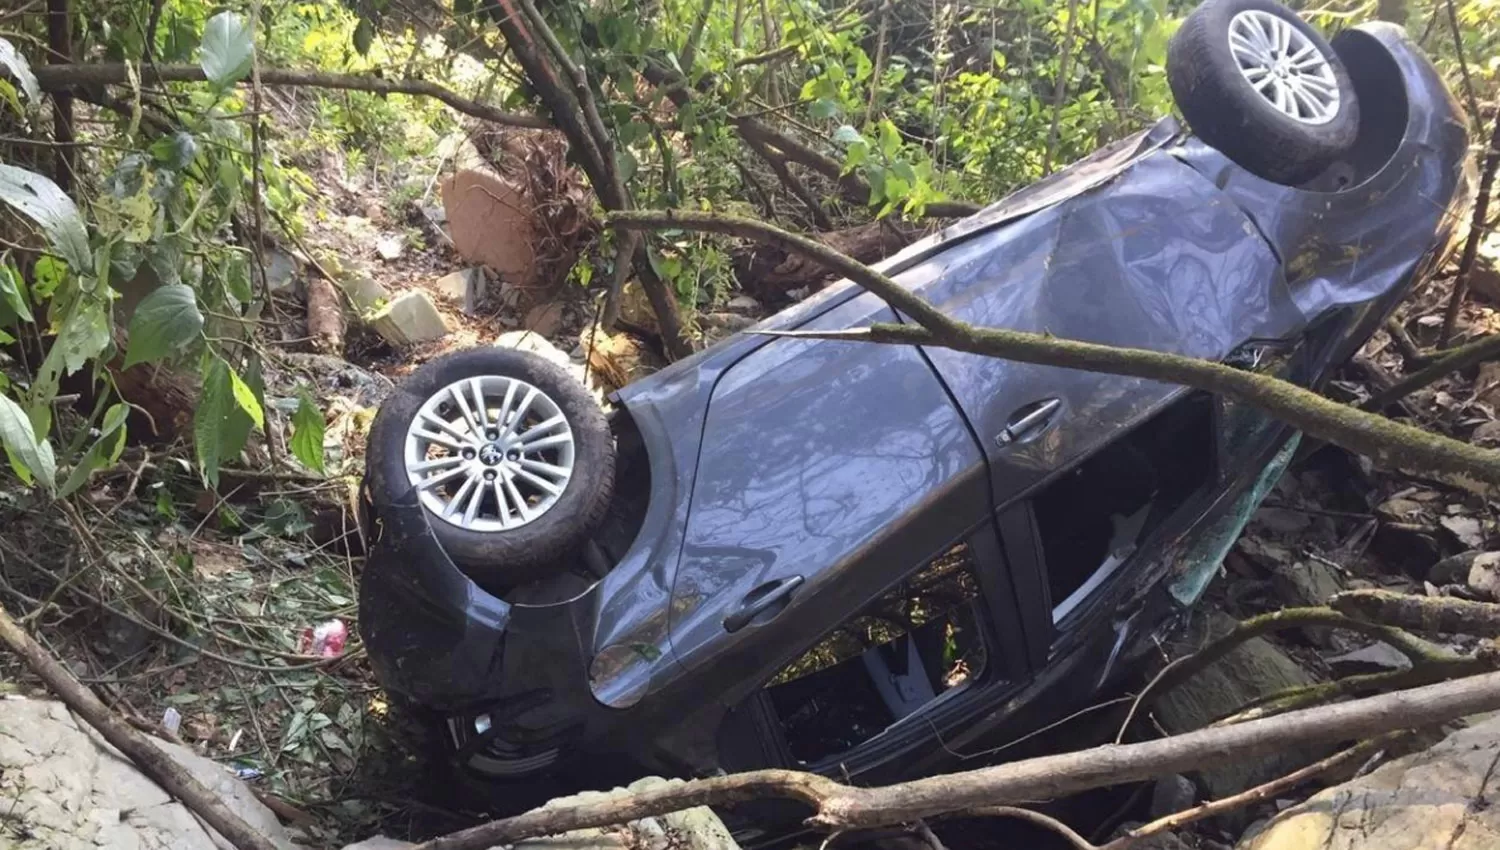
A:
[[433, 268, 488, 315], [1377, 497, 1425, 523], [1270, 561, 1345, 647], [1468, 551, 1500, 601], [524, 301, 568, 338], [1238, 714, 1500, 849], [1325, 642, 1413, 676], [1467, 233, 1500, 304], [1109, 823, 1193, 850], [726, 294, 762, 313], [341, 276, 389, 314], [617, 281, 660, 334], [701, 312, 756, 344], [371, 291, 450, 346], [1430, 550, 1482, 585], [441, 166, 539, 284], [1473, 420, 1500, 448], [343, 776, 740, 850], [265, 248, 299, 293], [1149, 774, 1197, 819], [376, 234, 405, 261], [1442, 515, 1487, 550], [1154, 610, 1323, 813], [496, 329, 585, 386], [0, 697, 299, 850]]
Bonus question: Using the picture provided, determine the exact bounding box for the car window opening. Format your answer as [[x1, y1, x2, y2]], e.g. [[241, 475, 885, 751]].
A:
[[1035, 393, 1216, 622], [764, 543, 988, 765]]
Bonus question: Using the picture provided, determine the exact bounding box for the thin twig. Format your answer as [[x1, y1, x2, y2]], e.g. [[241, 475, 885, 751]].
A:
[[1365, 332, 1500, 409], [959, 807, 1094, 850], [1043, 0, 1082, 175], [1443, 0, 1483, 130]]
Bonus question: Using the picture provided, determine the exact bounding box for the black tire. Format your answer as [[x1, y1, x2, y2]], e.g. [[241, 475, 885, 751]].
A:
[[365, 347, 615, 590], [1167, 0, 1360, 184]]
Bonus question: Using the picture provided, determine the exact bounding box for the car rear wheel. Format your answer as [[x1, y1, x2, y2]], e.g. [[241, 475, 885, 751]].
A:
[[365, 348, 615, 589], [1167, 0, 1360, 184]]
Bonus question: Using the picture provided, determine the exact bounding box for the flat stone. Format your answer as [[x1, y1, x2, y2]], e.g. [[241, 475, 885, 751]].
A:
[[371, 291, 450, 346], [1239, 715, 1500, 849], [726, 294, 762, 313], [341, 276, 389, 314], [1149, 774, 1197, 819], [1325, 642, 1413, 677], [524, 301, 567, 338], [265, 249, 298, 293], [1271, 561, 1346, 647], [433, 268, 488, 316]]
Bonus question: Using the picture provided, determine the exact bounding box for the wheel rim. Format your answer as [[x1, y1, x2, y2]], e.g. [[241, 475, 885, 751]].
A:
[[1227, 10, 1340, 126], [403, 375, 576, 532], [448, 713, 560, 777]]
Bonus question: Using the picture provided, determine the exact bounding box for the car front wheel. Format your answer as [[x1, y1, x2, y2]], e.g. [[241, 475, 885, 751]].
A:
[[365, 347, 615, 590], [1167, 0, 1360, 184]]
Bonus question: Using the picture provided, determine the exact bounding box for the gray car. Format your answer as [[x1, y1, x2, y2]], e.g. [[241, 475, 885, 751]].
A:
[[357, 1, 1472, 820]]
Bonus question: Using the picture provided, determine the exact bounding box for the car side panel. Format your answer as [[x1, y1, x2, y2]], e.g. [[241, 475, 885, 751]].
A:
[[908, 153, 1303, 506], [665, 290, 990, 676]]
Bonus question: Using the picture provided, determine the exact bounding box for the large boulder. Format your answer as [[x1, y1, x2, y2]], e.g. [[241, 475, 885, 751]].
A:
[[1239, 715, 1500, 849], [440, 143, 540, 286], [0, 697, 300, 849]]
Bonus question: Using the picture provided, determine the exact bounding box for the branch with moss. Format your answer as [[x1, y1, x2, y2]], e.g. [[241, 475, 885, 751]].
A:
[[1216, 656, 1496, 725], [1332, 588, 1500, 638], [32, 62, 551, 129], [604, 209, 1500, 492]]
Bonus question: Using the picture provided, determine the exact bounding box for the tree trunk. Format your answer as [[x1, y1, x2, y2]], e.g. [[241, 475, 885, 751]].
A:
[[734, 221, 916, 304]]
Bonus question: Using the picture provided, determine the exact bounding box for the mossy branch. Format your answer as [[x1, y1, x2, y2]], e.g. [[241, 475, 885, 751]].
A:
[[604, 209, 1500, 492], [1332, 588, 1500, 638]]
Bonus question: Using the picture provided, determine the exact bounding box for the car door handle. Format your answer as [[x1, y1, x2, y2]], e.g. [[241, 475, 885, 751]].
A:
[[996, 397, 1063, 447], [723, 576, 804, 633]]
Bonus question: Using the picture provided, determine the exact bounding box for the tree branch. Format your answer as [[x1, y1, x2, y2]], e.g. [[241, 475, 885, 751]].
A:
[[31, 62, 551, 129], [1332, 588, 1500, 637], [415, 671, 1500, 849], [604, 209, 1500, 492], [1438, 107, 1499, 348], [0, 605, 279, 850], [743, 133, 836, 231], [1364, 331, 1500, 410]]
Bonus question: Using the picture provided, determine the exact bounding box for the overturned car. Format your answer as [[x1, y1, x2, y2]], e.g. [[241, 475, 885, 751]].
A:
[[358, 0, 1473, 822]]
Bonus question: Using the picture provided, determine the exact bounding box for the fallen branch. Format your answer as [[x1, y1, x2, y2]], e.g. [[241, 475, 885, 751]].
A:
[[604, 210, 1500, 492], [416, 671, 1500, 850], [0, 605, 279, 850], [1332, 588, 1500, 637], [1097, 733, 1404, 850], [1216, 656, 1492, 725], [31, 62, 550, 130]]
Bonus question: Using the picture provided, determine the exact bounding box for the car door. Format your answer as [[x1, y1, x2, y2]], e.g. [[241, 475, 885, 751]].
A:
[[903, 154, 1304, 509], [664, 289, 994, 682]]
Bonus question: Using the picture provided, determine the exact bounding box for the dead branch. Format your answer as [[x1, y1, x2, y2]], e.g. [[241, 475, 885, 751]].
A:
[[1364, 331, 1500, 409], [45, 0, 75, 193], [1332, 588, 1500, 637], [1439, 106, 1500, 347], [1097, 733, 1404, 850], [31, 62, 550, 129], [604, 210, 1500, 492], [1215, 657, 1492, 725], [416, 671, 1500, 850], [1383, 316, 1425, 365], [1043, 0, 1082, 176], [743, 133, 836, 231], [1442, 0, 1483, 133], [958, 807, 1094, 850], [0, 605, 279, 850]]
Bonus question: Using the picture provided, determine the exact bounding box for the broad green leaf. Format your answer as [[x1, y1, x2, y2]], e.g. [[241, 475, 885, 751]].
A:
[[0, 164, 91, 272], [0, 38, 39, 103], [195, 357, 236, 487], [0, 265, 32, 323], [149, 132, 199, 171], [200, 11, 254, 88], [0, 392, 54, 492], [229, 368, 264, 430], [31, 255, 65, 300], [58, 403, 129, 497], [291, 390, 325, 474], [124, 283, 203, 368], [352, 18, 375, 55]]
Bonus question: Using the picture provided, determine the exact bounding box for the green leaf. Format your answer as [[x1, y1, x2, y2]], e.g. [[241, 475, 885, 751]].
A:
[[200, 11, 255, 88], [616, 149, 638, 184], [31, 255, 66, 300], [0, 38, 39, 103], [0, 164, 92, 272], [0, 264, 32, 323], [0, 392, 54, 492], [58, 403, 128, 498], [149, 132, 199, 171], [832, 125, 864, 145], [290, 390, 325, 474], [52, 298, 111, 376], [352, 18, 375, 55], [195, 358, 235, 487], [124, 283, 203, 368], [229, 368, 264, 430]]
